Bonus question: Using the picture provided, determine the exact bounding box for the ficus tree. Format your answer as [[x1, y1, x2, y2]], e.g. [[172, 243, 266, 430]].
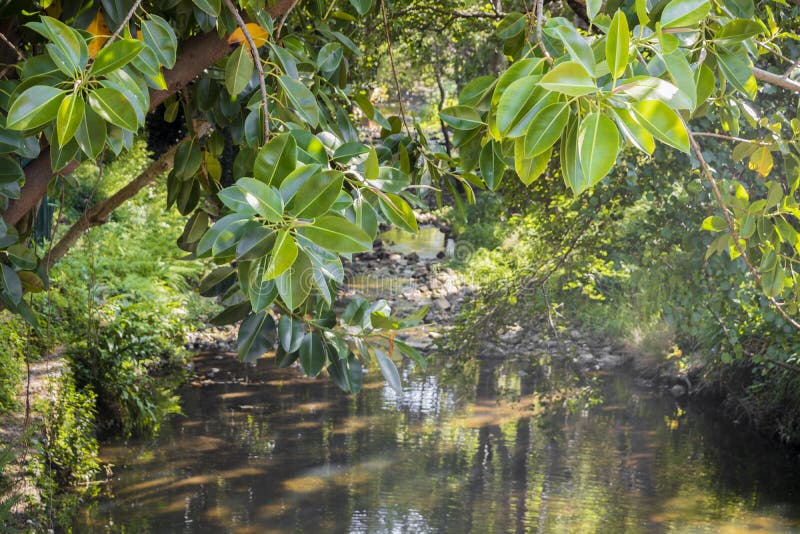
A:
[[0, 0, 798, 393]]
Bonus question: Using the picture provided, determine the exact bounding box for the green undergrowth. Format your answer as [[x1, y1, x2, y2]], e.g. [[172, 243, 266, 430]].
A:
[[2, 142, 210, 528], [443, 149, 800, 445]]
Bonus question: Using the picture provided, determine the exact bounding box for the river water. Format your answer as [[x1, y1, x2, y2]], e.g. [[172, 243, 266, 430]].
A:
[[73, 349, 800, 533]]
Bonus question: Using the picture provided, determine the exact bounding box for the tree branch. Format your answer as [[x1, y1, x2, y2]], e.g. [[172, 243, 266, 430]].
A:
[[45, 123, 211, 269], [753, 67, 800, 93]]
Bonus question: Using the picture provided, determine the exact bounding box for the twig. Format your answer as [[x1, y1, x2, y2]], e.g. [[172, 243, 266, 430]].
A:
[[106, 0, 143, 47], [275, 0, 300, 40], [536, 0, 552, 63], [380, 0, 412, 137], [0, 31, 23, 61], [691, 131, 772, 146], [223, 0, 271, 141], [688, 130, 800, 332]]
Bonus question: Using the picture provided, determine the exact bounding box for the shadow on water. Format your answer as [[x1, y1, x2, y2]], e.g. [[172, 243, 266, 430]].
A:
[[72, 349, 800, 533]]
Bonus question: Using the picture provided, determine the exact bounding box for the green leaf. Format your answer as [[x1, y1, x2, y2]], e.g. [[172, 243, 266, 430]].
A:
[[717, 52, 757, 99], [56, 92, 84, 147], [254, 133, 297, 186], [349, 0, 374, 15], [279, 315, 305, 353], [439, 105, 483, 130], [141, 15, 178, 68], [299, 333, 327, 377], [611, 107, 655, 155], [237, 178, 284, 222], [0, 156, 23, 185], [377, 193, 418, 233], [660, 0, 710, 28], [332, 142, 369, 163], [459, 76, 496, 108], [715, 19, 765, 45], [237, 225, 276, 260], [552, 25, 595, 75], [496, 76, 544, 138], [317, 42, 344, 73], [237, 311, 275, 363], [539, 62, 596, 96], [278, 164, 322, 204], [266, 230, 298, 279], [174, 138, 202, 180], [90, 39, 144, 77], [607, 11, 630, 80], [496, 12, 526, 40], [515, 138, 550, 185], [364, 148, 379, 181], [701, 215, 727, 232], [561, 118, 587, 194], [617, 76, 693, 109], [1, 264, 22, 305], [225, 45, 254, 98], [74, 107, 106, 159], [192, 0, 221, 17], [291, 170, 344, 218], [6, 86, 65, 130], [630, 100, 690, 153], [662, 50, 697, 110], [41, 16, 88, 75], [88, 87, 138, 131], [375, 349, 402, 394], [578, 112, 619, 187], [277, 75, 320, 128], [298, 215, 372, 253], [199, 266, 236, 296], [586, 0, 602, 19], [524, 102, 570, 156], [219, 185, 257, 216], [275, 249, 313, 309], [479, 140, 506, 190]]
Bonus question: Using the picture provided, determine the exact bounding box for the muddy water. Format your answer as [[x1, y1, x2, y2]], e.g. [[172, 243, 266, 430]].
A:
[[73, 351, 800, 533]]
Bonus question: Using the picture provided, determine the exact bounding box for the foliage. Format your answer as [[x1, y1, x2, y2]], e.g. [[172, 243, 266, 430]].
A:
[[0, 0, 796, 398], [0, 312, 24, 413]]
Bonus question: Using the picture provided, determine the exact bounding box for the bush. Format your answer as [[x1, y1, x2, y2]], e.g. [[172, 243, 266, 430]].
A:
[[0, 313, 24, 414]]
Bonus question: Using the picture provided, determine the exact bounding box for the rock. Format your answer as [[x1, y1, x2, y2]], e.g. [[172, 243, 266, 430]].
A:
[[406, 252, 420, 262], [670, 384, 686, 398], [577, 352, 595, 364], [597, 354, 624, 369], [433, 298, 451, 311], [388, 253, 404, 262]]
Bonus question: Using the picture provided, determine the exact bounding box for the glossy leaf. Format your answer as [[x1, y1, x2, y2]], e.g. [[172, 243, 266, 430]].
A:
[[279, 315, 305, 353], [524, 102, 570, 156], [375, 349, 402, 394], [266, 231, 298, 279], [238, 178, 284, 222], [479, 140, 506, 190], [439, 105, 483, 130], [74, 107, 106, 158], [254, 133, 297, 186], [539, 62, 595, 96], [56, 92, 84, 147], [6, 86, 65, 130], [90, 39, 144, 76], [298, 215, 372, 253], [660, 0, 710, 28], [606, 11, 629, 80], [291, 170, 344, 218], [552, 25, 595, 75], [237, 311, 275, 363], [225, 45, 254, 98], [88, 87, 138, 131], [630, 100, 690, 153], [578, 112, 619, 187], [0, 264, 21, 305], [278, 75, 320, 127], [299, 333, 327, 377], [378, 193, 418, 233]]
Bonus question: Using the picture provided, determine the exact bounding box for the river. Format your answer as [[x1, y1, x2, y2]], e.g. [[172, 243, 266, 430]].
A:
[[73, 350, 800, 533]]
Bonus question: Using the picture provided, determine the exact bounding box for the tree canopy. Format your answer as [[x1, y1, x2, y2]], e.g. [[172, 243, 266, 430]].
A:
[[0, 0, 799, 392]]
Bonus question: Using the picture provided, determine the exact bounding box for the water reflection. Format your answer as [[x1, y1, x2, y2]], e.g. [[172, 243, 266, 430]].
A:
[[74, 353, 800, 533]]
